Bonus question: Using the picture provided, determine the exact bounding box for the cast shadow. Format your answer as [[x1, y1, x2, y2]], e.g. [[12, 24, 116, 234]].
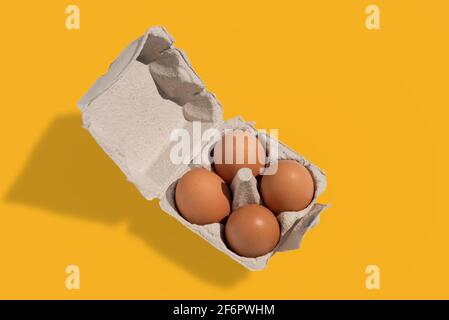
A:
[[5, 113, 248, 287]]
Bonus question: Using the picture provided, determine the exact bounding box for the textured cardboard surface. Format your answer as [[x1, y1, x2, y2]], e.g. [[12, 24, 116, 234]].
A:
[[230, 168, 262, 211], [78, 26, 327, 270]]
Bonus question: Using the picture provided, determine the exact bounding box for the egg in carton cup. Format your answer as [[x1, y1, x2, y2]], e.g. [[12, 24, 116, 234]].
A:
[[78, 26, 328, 271]]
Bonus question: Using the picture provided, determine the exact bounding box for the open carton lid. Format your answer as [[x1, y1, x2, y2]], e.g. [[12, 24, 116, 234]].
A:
[[78, 27, 224, 200]]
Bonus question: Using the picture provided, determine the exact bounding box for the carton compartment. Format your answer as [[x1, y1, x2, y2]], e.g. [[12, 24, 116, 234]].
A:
[[159, 126, 327, 270]]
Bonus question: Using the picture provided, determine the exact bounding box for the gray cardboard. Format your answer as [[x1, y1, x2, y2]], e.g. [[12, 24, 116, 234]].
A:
[[78, 26, 328, 270], [230, 168, 262, 211]]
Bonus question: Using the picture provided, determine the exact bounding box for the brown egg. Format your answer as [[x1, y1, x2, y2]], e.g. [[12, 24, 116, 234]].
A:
[[175, 168, 231, 225], [225, 204, 280, 257], [260, 160, 315, 215], [213, 130, 266, 183]]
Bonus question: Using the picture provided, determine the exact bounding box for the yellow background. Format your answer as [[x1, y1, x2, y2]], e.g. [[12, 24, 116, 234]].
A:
[[1, 1, 448, 299]]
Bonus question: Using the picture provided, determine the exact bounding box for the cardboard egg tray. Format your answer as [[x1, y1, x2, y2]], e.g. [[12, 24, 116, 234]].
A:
[[78, 26, 328, 270]]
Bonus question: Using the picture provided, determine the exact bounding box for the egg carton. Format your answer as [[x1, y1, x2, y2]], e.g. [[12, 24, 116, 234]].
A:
[[78, 26, 328, 271]]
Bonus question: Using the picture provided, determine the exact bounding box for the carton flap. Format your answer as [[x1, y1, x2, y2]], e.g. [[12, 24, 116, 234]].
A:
[[78, 27, 223, 199]]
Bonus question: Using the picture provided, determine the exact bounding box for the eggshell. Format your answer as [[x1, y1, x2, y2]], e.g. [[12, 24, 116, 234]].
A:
[[261, 160, 314, 215], [225, 204, 280, 258], [213, 130, 266, 183], [175, 168, 231, 225]]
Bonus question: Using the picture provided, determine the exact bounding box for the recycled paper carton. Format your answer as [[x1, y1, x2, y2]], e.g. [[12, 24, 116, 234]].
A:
[[78, 26, 327, 270]]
